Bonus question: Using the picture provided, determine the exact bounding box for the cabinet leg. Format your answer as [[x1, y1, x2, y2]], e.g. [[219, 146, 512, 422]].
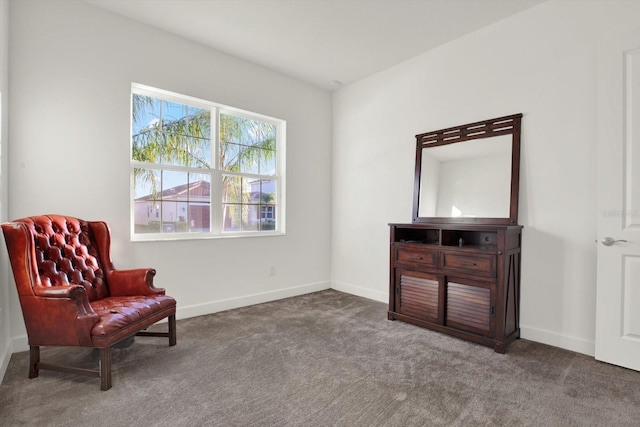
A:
[[387, 312, 396, 321]]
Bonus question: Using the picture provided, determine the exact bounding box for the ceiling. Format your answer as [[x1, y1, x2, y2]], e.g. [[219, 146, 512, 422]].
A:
[[85, 0, 543, 91]]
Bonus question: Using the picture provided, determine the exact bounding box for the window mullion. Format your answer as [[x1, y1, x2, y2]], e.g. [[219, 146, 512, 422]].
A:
[[211, 107, 222, 235]]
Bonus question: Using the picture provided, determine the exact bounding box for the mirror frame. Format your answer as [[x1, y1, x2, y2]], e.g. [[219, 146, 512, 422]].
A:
[[412, 113, 522, 225]]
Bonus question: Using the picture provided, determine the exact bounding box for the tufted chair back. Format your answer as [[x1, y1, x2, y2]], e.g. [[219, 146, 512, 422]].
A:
[[12, 215, 110, 302]]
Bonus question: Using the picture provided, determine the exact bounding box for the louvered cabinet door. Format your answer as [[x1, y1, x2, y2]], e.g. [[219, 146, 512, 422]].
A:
[[445, 280, 493, 337], [395, 269, 442, 323]]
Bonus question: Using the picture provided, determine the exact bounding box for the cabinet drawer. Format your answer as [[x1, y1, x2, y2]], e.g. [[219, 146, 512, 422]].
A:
[[396, 246, 438, 267], [442, 252, 496, 277]]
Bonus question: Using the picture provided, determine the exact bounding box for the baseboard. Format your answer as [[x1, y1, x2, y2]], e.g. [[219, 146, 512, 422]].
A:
[[3, 285, 594, 370], [520, 324, 595, 356], [4, 281, 332, 359], [9, 334, 28, 354], [176, 281, 331, 320], [0, 334, 28, 384], [0, 343, 11, 384], [330, 281, 388, 303], [329, 283, 597, 357]]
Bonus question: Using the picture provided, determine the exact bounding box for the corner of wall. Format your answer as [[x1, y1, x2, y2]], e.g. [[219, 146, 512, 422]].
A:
[[0, 0, 11, 386], [330, 281, 388, 303]]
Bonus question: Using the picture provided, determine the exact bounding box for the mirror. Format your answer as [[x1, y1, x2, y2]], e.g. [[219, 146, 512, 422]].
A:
[[418, 135, 512, 218], [413, 114, 522, 225]]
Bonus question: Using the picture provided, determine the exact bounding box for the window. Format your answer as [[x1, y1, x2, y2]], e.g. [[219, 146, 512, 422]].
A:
[[261, 205, 275, 220], [131, 84, 285, 240]]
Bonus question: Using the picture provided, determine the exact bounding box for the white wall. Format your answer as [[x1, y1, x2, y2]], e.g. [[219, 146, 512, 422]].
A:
[[0, 0, 10, 381], [8, 0, 332, 350], [331, 0, 640, 355]]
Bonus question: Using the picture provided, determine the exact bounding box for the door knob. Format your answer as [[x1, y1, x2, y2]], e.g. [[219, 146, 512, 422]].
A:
[[601, 236, 628, 246]]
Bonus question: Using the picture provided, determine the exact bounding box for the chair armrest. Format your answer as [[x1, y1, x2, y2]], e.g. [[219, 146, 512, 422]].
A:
[[32, 285, 97, 318], [107, 268, 166, 297], [25, 285, 99, 346], [33, 284, 87, 299], [88, 221, 166, 297]]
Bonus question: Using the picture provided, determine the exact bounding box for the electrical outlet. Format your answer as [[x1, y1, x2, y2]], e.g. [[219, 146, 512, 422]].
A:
[[269, 265, 276, 276]]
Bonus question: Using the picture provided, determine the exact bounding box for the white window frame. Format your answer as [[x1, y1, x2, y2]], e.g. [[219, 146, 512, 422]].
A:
[[130, 83, 286, 241]]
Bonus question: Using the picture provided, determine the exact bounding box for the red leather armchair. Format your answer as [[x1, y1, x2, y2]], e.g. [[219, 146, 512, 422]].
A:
[[2, 215, 177, 390]]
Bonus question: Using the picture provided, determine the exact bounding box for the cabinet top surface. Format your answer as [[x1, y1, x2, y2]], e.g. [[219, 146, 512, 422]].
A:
[[389, 222, 523, 231]]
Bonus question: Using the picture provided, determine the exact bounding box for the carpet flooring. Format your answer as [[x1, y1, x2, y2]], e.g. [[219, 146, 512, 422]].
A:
[[1, 290, 640, 426]]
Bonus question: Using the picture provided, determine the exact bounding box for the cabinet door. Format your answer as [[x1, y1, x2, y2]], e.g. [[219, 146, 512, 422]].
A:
[[445, 278, 493, 337], [395, 269, 442, 323]]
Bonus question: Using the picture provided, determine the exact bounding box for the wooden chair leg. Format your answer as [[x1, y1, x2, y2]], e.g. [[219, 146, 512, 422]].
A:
[[29, 346, 40, 379], [100, 347, 112, 391], [168, 314, 177, 346]]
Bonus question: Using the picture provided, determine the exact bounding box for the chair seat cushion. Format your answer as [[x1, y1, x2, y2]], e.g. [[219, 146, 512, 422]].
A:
[[90, 295, 176, 341]]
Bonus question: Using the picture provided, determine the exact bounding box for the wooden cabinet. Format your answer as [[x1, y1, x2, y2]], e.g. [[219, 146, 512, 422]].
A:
[[388, 223, 522, 353]]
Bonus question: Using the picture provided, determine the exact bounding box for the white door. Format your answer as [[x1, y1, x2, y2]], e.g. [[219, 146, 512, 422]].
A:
[[595, 27, 640, 370]]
